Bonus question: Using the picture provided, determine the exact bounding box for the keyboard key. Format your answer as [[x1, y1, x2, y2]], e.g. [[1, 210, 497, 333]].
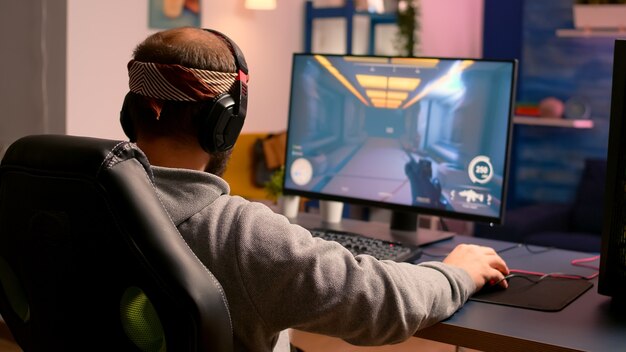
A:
[[309, 228, 422, 262]]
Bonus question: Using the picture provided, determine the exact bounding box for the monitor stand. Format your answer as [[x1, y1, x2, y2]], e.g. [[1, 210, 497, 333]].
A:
[[388, 210, 454, 247], [291, 210, 455, 247], [390, 210, 418, 232]]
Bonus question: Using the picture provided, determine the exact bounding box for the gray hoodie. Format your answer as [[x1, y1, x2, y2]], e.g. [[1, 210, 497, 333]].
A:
[[152, 166, 475, 351]]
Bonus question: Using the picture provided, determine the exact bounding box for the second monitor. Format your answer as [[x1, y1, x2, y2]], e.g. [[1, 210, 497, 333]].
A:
[[283, 54, 517, 229]]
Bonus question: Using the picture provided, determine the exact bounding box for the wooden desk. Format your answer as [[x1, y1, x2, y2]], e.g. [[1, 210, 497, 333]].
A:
[[289, 212, 626, 352], [0, 315, 20, 351]]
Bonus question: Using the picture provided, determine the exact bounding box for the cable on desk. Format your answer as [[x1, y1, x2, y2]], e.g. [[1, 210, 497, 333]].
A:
[[571, 254, 600, 270], [422, 245, 600, 282], [490, 270, 598, 288], [509, 268, 598, 281], [420, 242, 553, 259], [496, 243, 554, 254], [490, 273, 543, 286], [500, 254, 600, 282]]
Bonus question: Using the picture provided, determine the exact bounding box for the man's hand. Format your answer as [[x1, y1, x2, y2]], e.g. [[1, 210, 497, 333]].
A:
[[443, 244, 509, 291]]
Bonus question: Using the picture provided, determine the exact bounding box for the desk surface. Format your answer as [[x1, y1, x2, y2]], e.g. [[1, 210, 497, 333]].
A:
[[415, 236, 625, 352], [290, 212, 625, 352]]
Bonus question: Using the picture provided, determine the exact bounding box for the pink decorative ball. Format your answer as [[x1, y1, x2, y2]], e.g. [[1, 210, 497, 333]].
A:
[[538, 97, 565, 118]]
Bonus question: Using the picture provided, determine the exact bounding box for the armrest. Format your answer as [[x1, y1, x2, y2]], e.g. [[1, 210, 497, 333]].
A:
[[474, 203, 572, 243]]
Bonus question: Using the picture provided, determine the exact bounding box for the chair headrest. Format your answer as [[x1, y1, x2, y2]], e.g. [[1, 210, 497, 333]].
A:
[[1, 135, 152, 181]]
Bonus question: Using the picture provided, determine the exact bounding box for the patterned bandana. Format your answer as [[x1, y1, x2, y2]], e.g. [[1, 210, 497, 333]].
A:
[[127, 59, 242, 102]]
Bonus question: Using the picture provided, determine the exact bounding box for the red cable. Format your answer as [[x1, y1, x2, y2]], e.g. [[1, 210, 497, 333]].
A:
[[571, 255, 600, 270], [509, 254, 600, 281]]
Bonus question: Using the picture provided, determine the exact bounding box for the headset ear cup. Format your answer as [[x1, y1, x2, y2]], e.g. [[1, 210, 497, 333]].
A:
[[197, 94, 245, 153], [120, 93, 136, 141]]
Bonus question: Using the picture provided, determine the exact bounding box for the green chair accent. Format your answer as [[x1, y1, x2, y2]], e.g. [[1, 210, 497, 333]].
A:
[[120, 286, 166, 352], [0, 256, 30, 322]]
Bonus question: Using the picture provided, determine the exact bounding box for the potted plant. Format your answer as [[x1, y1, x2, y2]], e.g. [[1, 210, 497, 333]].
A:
[[573, 0, 626, 30], [264, 166, 300, 218], [394, 0, 421, 56], [264, 165, 284, 203]]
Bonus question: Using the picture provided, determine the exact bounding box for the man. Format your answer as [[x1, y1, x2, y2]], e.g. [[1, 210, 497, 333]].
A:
[[120, 27, 509, 351]]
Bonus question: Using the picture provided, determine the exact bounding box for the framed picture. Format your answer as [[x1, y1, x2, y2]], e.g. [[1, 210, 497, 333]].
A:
[[149, 0, 200, 29]]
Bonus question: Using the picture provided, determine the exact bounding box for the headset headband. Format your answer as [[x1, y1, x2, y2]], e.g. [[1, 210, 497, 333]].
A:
[[203, 28, 248, 117]]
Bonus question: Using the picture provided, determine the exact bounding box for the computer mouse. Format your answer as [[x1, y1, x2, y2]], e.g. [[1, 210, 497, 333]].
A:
[[477, 276, 510, 294]]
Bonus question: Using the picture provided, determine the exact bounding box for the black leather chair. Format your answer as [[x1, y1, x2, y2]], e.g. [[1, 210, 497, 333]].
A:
[[0, 135, 233, 351]]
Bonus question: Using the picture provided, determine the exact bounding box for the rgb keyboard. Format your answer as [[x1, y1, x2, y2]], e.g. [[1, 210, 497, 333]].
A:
[[309, 228, 422, 262]]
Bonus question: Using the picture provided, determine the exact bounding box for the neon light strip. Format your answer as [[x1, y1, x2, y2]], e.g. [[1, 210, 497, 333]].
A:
[[314, 55, 369, 106]]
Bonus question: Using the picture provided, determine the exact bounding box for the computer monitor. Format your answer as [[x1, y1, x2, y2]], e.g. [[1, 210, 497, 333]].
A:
[[600, 39, 626, 308], [283, 53, 517, 232]]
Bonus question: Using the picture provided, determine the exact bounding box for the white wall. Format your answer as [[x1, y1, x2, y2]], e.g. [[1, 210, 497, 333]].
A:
[[67, 1, 155, 139], [67, 0, 306, 139], [421, 0, 483, 58], [311, 0, 484, 57], [0, 1, 66, 156], [66, 0, 483, 139]]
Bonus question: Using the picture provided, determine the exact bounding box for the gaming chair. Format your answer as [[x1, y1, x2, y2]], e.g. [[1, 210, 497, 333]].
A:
[[0, 134, 233, 351]]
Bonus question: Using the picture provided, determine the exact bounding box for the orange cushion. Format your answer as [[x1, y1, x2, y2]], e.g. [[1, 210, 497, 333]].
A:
[[222, 133, 269, 200]]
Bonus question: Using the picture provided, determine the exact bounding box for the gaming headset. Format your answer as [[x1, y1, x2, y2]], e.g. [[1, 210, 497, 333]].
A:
[[120, 28, 249, 153]]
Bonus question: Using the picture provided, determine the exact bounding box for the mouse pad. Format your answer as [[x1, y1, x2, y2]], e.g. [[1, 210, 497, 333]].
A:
[[470, 273, 593, 312]]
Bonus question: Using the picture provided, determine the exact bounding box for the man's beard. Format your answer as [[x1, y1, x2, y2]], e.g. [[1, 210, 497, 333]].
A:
[[204, 150, 233, 177]]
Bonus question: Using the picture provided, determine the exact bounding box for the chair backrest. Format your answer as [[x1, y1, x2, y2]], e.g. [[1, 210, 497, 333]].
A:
[[0, 135, 233, 351]]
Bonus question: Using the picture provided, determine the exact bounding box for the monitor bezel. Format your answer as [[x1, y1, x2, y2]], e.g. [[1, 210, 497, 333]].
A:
[[282, 53, 518, 225], [599, 39, 626, 300]]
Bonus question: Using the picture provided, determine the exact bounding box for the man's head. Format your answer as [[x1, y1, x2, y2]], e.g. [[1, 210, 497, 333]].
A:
[[120, 26, 248, 175]]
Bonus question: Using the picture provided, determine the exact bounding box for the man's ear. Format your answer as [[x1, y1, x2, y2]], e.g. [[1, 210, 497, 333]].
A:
[[121, 93, 165, 141], [147, 98, 164, 120]]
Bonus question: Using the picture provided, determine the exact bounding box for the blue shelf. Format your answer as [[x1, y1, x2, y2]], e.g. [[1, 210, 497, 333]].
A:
[[513, 116, 594, 129], [304, 0, 397, 55]]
